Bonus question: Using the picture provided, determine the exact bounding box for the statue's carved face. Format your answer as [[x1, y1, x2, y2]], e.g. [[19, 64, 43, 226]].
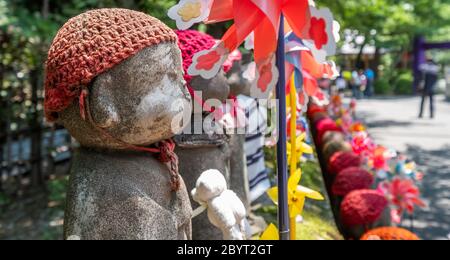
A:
[[190, 71, 230, 103], [227, 62, 253, 97], [60, 42, 192, 149]]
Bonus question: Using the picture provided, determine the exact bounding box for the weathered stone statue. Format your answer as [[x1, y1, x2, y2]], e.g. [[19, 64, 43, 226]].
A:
[[173, 30, 250, 240], [43, 9, 193, 240]]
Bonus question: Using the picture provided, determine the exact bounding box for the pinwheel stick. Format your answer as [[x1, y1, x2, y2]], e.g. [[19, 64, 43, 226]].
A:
[[276, 14, 290, 241]]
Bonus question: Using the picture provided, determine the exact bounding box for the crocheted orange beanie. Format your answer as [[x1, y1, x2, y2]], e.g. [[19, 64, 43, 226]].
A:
[[360, 227, 420, 240], [44, 8, 177, 122]]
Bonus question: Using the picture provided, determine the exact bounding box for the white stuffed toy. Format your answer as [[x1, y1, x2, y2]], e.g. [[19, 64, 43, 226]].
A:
[[191, 169, 247, 240]]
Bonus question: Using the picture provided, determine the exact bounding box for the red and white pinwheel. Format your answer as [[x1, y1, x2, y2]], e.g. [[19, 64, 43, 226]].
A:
[[169, 0, 314, 98], [378, 178, 426, 223]]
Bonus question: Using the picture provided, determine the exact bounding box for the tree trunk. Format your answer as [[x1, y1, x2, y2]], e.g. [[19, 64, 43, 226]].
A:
[[356, 40, 368, 69], [30, 69, 43, 187], [373, 47, 381, 79], [42, 0, 49, 19], [0, 34, 4, 192]]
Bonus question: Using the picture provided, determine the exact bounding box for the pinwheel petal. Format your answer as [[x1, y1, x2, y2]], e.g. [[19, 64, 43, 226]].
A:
[[300, 142, 314, 154], [250, 55, 279, 98], [297, 186, 324, 200], [267, 187, 279, 205], [260, 223, 279, 240], [282, 0, 310, 38], [188, 43, 229, 79], [168, 0, 213, 30], [205, 0, 233, 23], [290, 202, 303, 218], [297, 132, 307, 143], [288, 169, 302, 191]]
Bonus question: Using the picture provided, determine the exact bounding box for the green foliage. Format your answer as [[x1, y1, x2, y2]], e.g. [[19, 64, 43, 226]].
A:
[[139, 0, 177, 28], [264, 146, 277, 182], [47, 175, 69, 206], [296, 211, 343, 240], [374, 78, 393, 95], [320, 0, 450, 51], [394, 71, 414, 95], [0, 0, 9, 26], [300, 160, 323, 192], [373, 70, 414, 96], [255, 205, 278, 227], [0, 192, 11, 207]]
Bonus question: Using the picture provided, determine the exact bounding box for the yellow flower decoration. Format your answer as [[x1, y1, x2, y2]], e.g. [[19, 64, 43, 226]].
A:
[[267, 169, 324, 219], [177, 2, 202, 22], [287, 132, 313, 164], [285, 76, 317, 239], [260, 223, 279, 240], [405, 161, 416, 172]]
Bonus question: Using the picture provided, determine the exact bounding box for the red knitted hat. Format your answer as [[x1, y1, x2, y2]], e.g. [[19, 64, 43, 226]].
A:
[[307, 103, 327, 118], [315, 118, 342, 146], [360, 227, 420, 240], [340, 189, 388, 227], [328, 151, 362, 175], [175, 30, 216, 86], [175, 30, 238, 86], [332, 167, 374, 196], [44, 8, 177, 121]]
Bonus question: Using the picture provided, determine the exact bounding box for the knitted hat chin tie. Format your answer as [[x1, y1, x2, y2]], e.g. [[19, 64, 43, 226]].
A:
[[80, 87, 180, 191]]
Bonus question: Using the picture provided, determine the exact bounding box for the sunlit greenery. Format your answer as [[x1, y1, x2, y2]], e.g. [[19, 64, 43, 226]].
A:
[[318, 0, 450, 93], [319, 0, 450, 50]]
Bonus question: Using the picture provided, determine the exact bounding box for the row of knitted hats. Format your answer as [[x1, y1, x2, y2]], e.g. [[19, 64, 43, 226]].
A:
[[307, 95, 425, 240]]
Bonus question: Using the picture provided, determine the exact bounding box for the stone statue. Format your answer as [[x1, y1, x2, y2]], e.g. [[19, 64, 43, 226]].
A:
[[43, 9, 193, 240], [173, 30, 250, 240]]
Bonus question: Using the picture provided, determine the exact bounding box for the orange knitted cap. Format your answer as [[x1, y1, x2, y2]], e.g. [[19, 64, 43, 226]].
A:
[[44, 8, 178, 121], [361, 227, 420, 240]]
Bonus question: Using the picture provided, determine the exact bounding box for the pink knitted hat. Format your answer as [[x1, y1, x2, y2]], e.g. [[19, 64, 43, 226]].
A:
[[175, 30, 241, 86], [332, 167, 374, 196]]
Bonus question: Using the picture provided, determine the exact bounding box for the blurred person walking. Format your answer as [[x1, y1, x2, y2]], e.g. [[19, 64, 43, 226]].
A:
[[364, 67, 375, 97], [351, 70, 362, 99], [335, 75, 347, 93], [359, 69, 368, 98], [419, 58, 440, 119]]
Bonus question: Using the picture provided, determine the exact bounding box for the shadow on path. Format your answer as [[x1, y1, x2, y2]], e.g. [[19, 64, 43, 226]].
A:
[[405, 145, 450, 240], [355, 96, 450, 240], [365, 120, 413, 129]]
